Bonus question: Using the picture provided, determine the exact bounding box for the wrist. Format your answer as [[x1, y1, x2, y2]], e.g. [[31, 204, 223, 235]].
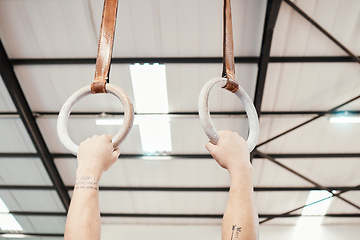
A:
[[229, 164, 253, 181], [76, 167, 103, 180], [228, 161, 253, 176], [74, 176, 99, 190]]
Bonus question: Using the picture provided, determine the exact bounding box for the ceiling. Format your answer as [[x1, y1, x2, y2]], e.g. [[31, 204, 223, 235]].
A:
[[0, 0, 359, 239]]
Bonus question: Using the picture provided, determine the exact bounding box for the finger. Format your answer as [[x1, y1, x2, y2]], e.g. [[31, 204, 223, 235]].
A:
[[216, 131, 227, 144], [205, 141, 216, 154], [113, 147, 121, 158], [105, 135, 113, 142], [217, 130, 226, 137]]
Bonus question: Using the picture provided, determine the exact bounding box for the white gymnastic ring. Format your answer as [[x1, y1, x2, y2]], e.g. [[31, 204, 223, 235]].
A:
[[198, 77, 259, 152], [57, 84, 134, 156]]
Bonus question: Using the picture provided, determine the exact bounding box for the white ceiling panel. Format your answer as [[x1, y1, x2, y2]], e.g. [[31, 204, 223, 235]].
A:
[[37, 116, 250, 154], [101, 224, 221, 240], [0, 76, 16, 112], [0, 0, 359, 232], [327, 192, 360, 214], [258, 116, 360, 153], [96, 0, 266, 57], [253, 159, 313, 187], [14, 63, 257, 113], [95, 191, 228, 214], [37, 117, 143, 154], [322, 217, 360, 227], [56, 157, 334, 189], [0, 119, 36, 153], [322, 217, 360, 225], [275, 158, 360, 187], [0, 0, 97, 58], [271, 0, 360, 56], [0, 190, 65, 212], [167, 64, 257, 112], [0, 0, 266, 59], [104, 158, 229, 187], [101, 217, 222, 226], [170, 117, 249, 154], [342, 191, 360, 207], [56, 158, 230, 188], [262, 63, 360, 112], [15, 64, 134, 112], [258, 115, 313, 148], [13, 216, 65, 234], [260, 225, 360, 240], [0, 158, 51, 185], [255, 191, 308, 215], [259, 217, 300, 225]]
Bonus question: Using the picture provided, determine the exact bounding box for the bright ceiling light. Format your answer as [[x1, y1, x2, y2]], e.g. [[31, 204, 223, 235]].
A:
[[294, 190, 333, 239], [0, 234, 29, 238], [129, 64, 172, 154], [302, 190, 333, 216], [0, 198, 22, 232], [96, 118, 126, 125], [329, 115, 360, 123], [0, 215, 23, 232], [138, 115, 172, 154], [0, 198, 9, 213], [130, 63, 169, 113], [95, 114, 170, 126]]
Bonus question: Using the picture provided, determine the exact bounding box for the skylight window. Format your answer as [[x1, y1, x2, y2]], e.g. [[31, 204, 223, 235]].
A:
[[0, 234, 29, 238], [138, 115, 172, 153], [130, 63, 169, 113], [329, 115, 360, 123], [95, 116, 172, 153], [293, 190, 333, 239], [0, 198, 22, 232], [96, 118, 126, 126], [301, 190, 333, 216], [130, 63, 172, 154]]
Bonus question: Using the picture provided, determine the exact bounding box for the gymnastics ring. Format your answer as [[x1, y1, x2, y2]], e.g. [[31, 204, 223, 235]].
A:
[[198, 77, 259, 152], [57, 83, 134, 156]]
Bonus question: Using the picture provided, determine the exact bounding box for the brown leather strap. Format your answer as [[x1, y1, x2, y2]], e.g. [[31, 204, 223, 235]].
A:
[[222, 0, 238, 93], [91, 0, 119, 94]]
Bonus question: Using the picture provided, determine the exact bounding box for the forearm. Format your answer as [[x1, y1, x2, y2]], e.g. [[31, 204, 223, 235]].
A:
[[64, 170, 102, 240], [222, 169, 258, 240]]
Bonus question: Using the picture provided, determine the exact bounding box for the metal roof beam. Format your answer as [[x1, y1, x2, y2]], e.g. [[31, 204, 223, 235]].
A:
[[9, 56, 360, 65], [0, 233, 64, 238], [2, 110, 360, 117], [2, 152, 360, 159], [254, 0, 282, 115], [284, 0, 360, 64], [7, 211, 360, 219], [256, 150, 360, 223], [0, 39, 70, 211], [1, 185, 359, 192], [257, 94, 360, 148]]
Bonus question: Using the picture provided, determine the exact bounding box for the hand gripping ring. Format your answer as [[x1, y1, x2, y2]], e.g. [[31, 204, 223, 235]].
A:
[[57, 84, 134, 156], [198, 77, 259, 152]]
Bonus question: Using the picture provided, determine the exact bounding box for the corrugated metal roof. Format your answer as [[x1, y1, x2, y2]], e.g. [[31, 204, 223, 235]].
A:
[[0, 0, 359, 239]]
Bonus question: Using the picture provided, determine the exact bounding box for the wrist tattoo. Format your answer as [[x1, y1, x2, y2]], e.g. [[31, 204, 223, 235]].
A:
[[230, 225, 241, 240], [74, 176, 99, 190]]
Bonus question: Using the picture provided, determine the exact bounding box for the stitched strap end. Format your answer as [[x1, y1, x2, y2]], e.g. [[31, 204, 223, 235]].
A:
[[91, 81, 107, 94]]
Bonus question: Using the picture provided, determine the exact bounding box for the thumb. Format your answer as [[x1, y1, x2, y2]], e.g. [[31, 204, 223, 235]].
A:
[[205, 141, 217, 155]]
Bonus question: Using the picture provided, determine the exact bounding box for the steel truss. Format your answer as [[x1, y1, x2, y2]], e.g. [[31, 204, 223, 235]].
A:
[[0, 0, 360, 235]]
